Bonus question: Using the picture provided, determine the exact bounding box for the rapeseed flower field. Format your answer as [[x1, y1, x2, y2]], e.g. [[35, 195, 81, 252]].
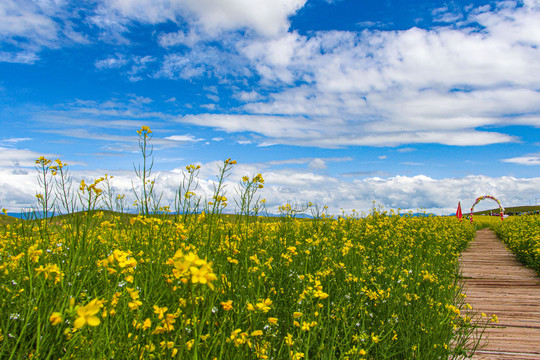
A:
[[491, 215, 540, 273], [0, 212, 484, 359], [0, 127, 488, 359]]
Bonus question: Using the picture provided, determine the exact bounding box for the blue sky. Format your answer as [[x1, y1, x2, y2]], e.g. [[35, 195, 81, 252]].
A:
[[1, 0, 540, 215]]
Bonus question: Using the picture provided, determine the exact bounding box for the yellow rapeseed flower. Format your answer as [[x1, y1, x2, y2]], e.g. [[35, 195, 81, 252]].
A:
[[162, 313, 177, 332], [221, 300, 233, 311], [285, 333, 294, 346], [74, 299, 103, 329], [255, 298, 272, 313], [153, 305, 168, 319], [128, 300, 142, 311], [49, 312, 63, 326], [28, 244, 43, 263], [190, 264, 218, 288]]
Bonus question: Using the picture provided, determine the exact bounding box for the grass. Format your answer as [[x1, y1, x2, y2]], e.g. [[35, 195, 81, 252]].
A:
[[490, 215, 540, 275], [0, 215, 18, 226]]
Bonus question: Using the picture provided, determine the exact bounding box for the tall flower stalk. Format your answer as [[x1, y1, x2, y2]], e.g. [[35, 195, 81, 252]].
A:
[[132, 126, 161, 215], [174, 164, 202, 224], [34, 156, 55, 221], [53, 159, 78, 216]]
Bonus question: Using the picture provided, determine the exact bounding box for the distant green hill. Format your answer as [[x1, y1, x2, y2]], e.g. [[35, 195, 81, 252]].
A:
[[473, 205, 540, 215], [0, 209, 249, 227], [2, 206, 539, 226], [0, 214, 19, 225]]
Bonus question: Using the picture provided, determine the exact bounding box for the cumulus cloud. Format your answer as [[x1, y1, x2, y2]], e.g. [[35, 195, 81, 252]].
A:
[[94, 0, 306, 39], [6, 1, 539, 151], [1, 0, 308, 62], [191, 1, 539, 147], [3, 154, 540, 215], [4, 0, 540, 204], [0, 147, 55, 167], [112, 0, 538, 148], [11, 0, 540, 148]]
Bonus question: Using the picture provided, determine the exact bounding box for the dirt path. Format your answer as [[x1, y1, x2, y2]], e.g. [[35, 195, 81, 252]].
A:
[[460, 228, 540, 359]]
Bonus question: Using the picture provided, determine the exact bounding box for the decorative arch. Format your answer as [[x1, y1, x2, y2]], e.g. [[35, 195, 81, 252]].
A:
[[470, 195, 505, 223]]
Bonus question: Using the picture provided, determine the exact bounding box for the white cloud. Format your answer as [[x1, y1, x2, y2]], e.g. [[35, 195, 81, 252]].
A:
[[206, 94, 220, 102], [0, 0, 58, 45], [264, 157, 352, 170], [165, 135, 204, 142], [180, 114, 316, 139], [0, 0, 88, 63], [95, 0, 307, 38], [4, 0, 540, 150], [233, 91, 264, 102], [308, 158, 327, 170], [95, 54, 129, 69], [397, 148, 416, 153], [0, 181, 37, 211], [129, 94, 153, 105], [2, 155, 540, 215], [0, 51, 40, 64], [95, 55, 156, 81], [190, 1, 536, 147], [158, 29, 203, 48], [178, 113, 516, 147], [0, 147, 55, 167], [155, 44, 251, 80], [0, 138, 32, 146], [502, 155, 540, 165]]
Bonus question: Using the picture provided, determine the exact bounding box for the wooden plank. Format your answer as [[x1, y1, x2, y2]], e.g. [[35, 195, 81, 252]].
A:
[[460, 229, 540, 359]]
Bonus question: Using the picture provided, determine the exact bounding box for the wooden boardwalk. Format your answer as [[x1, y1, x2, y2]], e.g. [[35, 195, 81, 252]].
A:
[[460, 228, 540, 359]]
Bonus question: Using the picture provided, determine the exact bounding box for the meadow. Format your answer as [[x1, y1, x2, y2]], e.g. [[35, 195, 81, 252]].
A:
[[0, 127, 491, 359], [491, 215, 540, 274]]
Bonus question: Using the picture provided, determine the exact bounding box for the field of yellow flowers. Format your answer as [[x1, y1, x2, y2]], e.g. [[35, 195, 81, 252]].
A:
[[0, 210, 487, 359], [491, 215, 540, 274], [0, 127, 488, 359]]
